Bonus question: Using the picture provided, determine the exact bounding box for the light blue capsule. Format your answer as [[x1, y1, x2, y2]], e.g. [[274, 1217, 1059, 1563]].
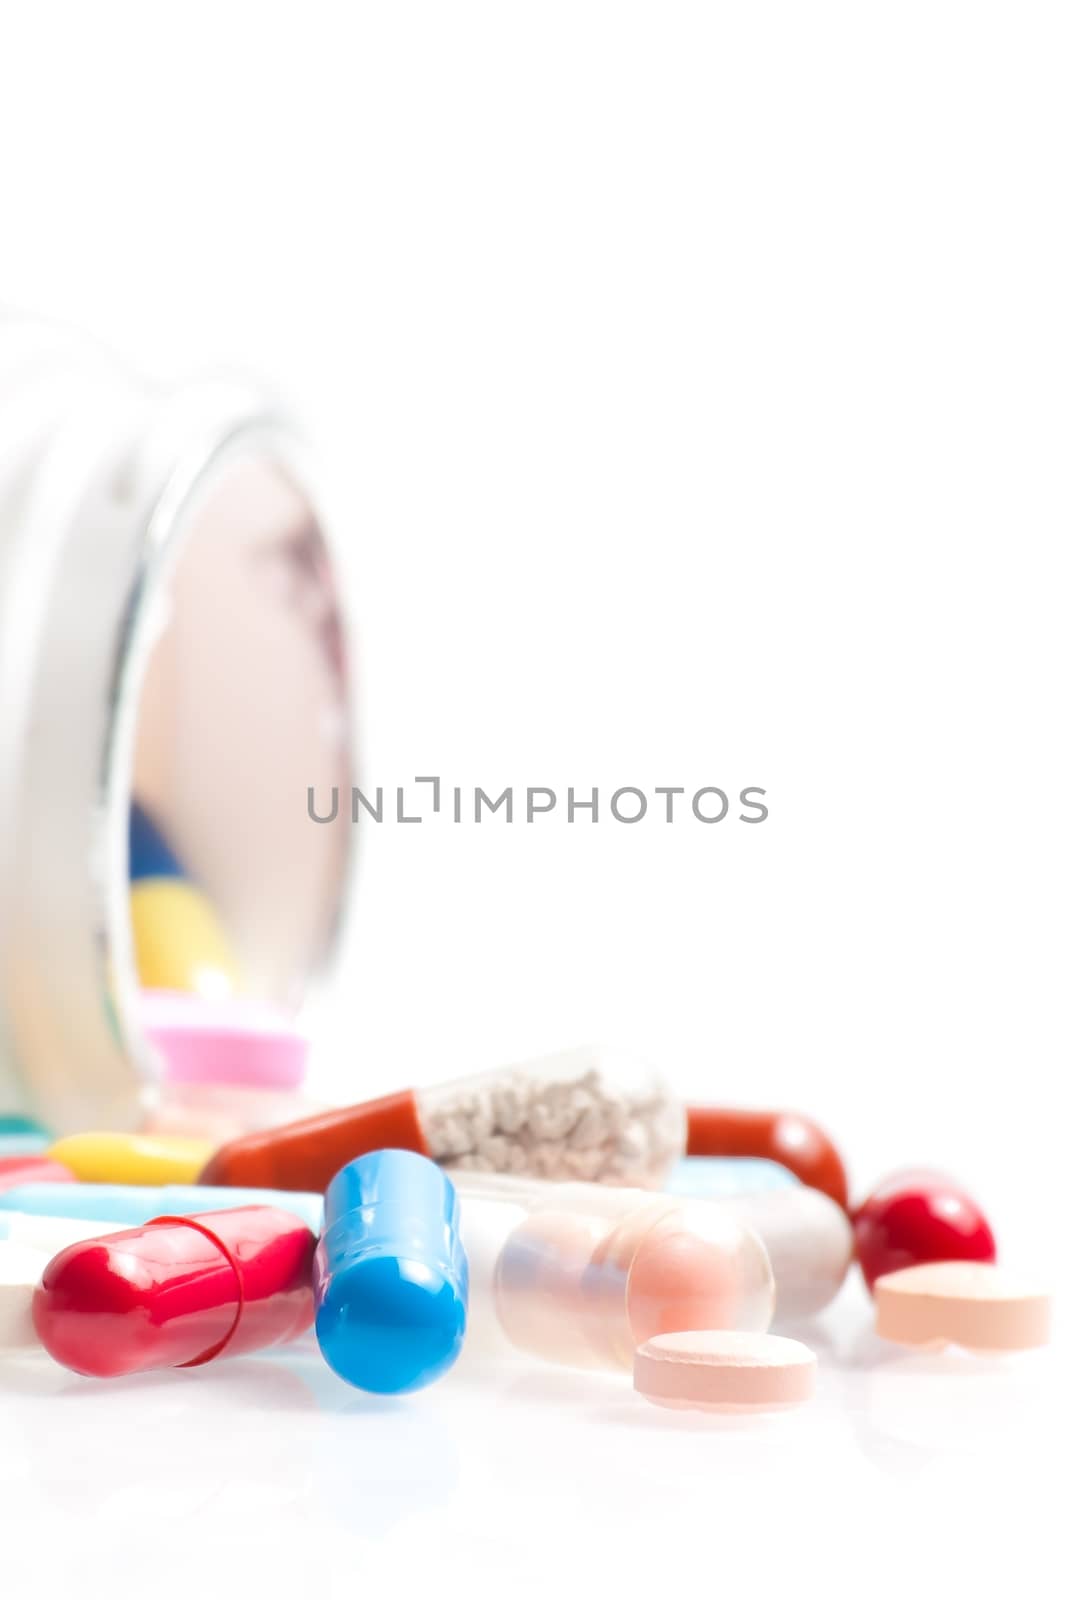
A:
[[0, 1181, 324, 1232], [0, 1134, 51, 1156], [665, 1157, 799, 1199]]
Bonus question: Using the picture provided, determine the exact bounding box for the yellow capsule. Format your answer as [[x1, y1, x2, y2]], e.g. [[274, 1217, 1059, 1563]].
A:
[[130, 878, 241, 999], [48, 1132, 214, 1185]]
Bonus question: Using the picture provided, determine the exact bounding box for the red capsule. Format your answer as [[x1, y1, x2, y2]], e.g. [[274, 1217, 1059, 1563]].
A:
[[852, 1169, 996, 1293], [32, 1206, 316, 1377], [686, 1108, 849, 1209], [0, 1156, 74, 1192]]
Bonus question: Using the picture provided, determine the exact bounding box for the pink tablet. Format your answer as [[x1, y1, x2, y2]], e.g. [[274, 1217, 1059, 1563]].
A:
[[874, 1261, 1052, 1352], [634, 1329, 817, 1412], [139, 991, 312, 1141], [141, 990, 308, 1089]]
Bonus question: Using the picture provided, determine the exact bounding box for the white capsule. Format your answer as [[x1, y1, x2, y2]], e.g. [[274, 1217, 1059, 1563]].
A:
[[0, 1211, 127, 1254], [720, 1186, 854, 1320], [0, 1214, 134, 1353], [0, 1240, 46, 1352]]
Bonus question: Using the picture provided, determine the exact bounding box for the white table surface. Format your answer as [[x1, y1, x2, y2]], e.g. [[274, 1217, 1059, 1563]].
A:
[[3, 1261, 1061, 1600]]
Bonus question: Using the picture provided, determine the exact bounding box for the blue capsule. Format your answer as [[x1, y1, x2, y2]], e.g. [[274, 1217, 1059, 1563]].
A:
[[129, 802, 186, 882], [0, 1116, 52, 1139], [314, 1150, 468, 1395]]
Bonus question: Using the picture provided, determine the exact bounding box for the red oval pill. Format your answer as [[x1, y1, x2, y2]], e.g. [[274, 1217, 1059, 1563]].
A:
[[852, 1169, 996, 1293], [0, 1156, 75, 1192], [32, 1206, 315, 1376]]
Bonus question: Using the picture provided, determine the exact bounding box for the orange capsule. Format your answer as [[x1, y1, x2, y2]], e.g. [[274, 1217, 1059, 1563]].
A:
[[686, 1107, 849, 1209]]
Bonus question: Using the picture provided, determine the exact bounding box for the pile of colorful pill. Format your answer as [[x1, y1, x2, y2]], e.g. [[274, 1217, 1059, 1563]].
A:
[[0, 1048, 1052, 1413]]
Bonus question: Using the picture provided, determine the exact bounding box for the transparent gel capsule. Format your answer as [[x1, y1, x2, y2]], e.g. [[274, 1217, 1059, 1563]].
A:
[[453, 1171, 775, 1371], [201, 1045, 686, 1192]]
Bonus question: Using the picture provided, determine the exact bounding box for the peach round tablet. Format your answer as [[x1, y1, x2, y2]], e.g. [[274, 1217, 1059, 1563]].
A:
[[874, 1261, 1052, 1352], [633, 1330, 816, 1412]]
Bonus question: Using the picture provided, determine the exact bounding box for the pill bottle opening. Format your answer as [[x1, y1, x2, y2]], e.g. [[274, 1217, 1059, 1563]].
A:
[[111, 450, 354, 1101]]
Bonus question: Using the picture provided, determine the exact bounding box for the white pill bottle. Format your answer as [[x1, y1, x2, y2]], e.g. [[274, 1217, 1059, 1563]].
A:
[[0, 315, 356, 1135]]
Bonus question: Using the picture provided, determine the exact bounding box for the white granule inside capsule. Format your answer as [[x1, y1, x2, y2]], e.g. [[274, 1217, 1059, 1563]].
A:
[[423, 1063, 683, 1185]]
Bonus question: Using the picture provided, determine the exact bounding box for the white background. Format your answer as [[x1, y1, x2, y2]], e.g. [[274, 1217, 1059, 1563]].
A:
[[1, 4, 1064, 1596]]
